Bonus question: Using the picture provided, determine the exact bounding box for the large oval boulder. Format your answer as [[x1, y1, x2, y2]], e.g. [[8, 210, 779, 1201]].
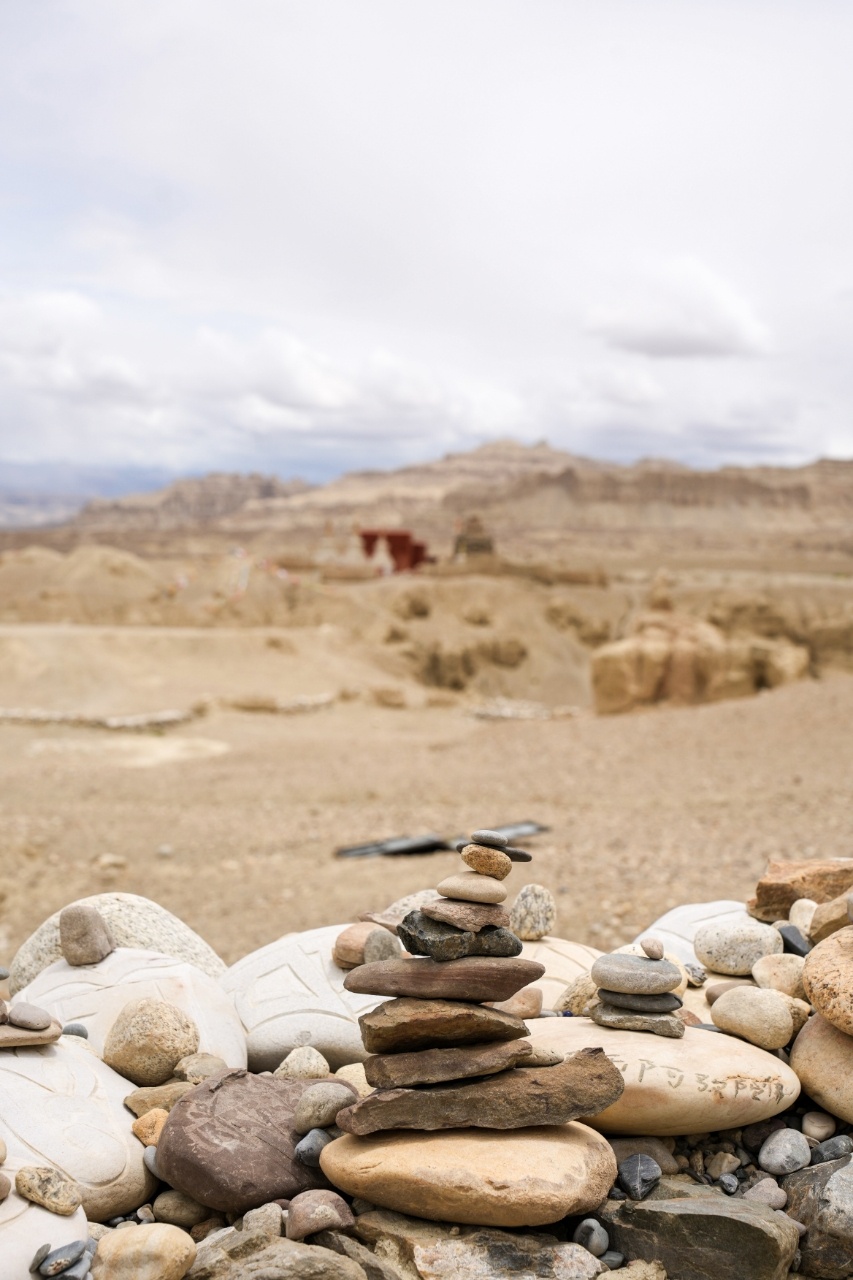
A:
[[790, 1013, 853, 1123], [10, 893, 225, 993], [19, 949, 246, 1068], [527, 1018, 799, 1136], [320, 1124, 617, 1227], [221, 925, 384, 1070], [0, 1038, 156, 1220]]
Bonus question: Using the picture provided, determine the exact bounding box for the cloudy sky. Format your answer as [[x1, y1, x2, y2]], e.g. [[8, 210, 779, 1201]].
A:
[[1, 1, 852, 484]]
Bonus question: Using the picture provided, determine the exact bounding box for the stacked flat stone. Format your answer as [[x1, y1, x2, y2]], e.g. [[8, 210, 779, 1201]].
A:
[[590, 937, 685, 1040], [334, 829, 624, 1135]]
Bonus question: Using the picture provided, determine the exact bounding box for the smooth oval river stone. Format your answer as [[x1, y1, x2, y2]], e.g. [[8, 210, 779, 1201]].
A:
[[343, 956, 544, 1003], [359, 998, 527, 1054], [694, 915, 784, 976], [591, 954, 681, 996], [321, 1124, 618, 1227], [437, 872, 508, 904], [598, 990, 683, 1013], [789, 1013, 853, 1123], [758, 1129, 811, 1175], [527, 1019, 800, 1136], [8, 1003, 52, 1031], [710, 986, 794, 1051], [471, 829, 508, 848], [802, 926, 853, 1035], [59, 905, 116, 967]]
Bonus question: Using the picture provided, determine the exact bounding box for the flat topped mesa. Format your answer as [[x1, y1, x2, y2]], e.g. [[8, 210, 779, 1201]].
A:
[[590, 939, 685, 1039]]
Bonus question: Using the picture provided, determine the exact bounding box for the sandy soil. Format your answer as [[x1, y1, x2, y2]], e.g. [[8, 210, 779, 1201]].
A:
[[1, 619, 852, 967]]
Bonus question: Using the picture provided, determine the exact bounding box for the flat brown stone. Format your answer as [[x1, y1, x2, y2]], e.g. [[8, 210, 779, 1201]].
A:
[[337, 1047, 625, 1135], [421, 900, 512, 932], [748, 859, 853, 922], [0, 1019, 62, 1049], [343, 957, 545, 1003], [364, 1039, 533, 1088], [359, 998, 528, 1054]]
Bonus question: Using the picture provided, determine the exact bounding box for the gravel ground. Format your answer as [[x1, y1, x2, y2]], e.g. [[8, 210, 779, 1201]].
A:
[[1, 650, 851, 967]]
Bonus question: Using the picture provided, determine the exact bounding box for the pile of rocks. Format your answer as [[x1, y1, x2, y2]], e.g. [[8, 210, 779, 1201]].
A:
[[590, 939, 685, 1039]]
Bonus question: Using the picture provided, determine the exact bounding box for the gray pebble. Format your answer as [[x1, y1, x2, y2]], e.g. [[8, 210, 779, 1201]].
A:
[[62, 1023, 89, 1039], [293, 1082, 356, 1134], [60, 1257, 93, 1280], [9, 1002, 52, 1031], [0, 966, 9, 981], [617, 1154, 661, 1201], [471, 829, 508, 848], [597, 989, 682, 1013], [38, 1240, 87, 1276], [572, 1218, 609, 1257], [135, 1204, 156, 1223], [600, 1251, 625, 1270], [294, 1127, 334, 1167], [142, 1145, 160, 1178], [811, 1135, 853, 1165], [758, 1129, 811, 1175], [591, 953, 681, 996], [718, 1174, 739, 1195], [640, 937, 664, 961], [29, 1244, 51, 1274]]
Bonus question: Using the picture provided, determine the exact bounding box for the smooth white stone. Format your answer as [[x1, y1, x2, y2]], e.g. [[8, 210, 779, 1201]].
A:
[[520, 938, 602, 1010], [527, 1017, 800, 1136], [19, 949, 246, 1068], [632, 901, 747, 966], [0, 1159, 89, 1280], [0, 1038, 156, 1221], [221, 925, 384, 1071]]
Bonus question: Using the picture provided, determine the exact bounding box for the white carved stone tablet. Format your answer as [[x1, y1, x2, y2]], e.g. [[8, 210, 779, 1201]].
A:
[[18, 949, 246, 1069], [0, 1037, 156, 1221], [221, 925, 384, 1071], [632, 901, 747, 966]]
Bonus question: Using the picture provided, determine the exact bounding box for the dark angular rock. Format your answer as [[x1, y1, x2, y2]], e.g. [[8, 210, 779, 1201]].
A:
[[812, 1135, 853, 1165], [783, 1155, 853, 1279], [617, 1154, 662, 1201], [155, 1068, 329, 1214], [778, 924, 812, 956], [397, 911, 522, 962]]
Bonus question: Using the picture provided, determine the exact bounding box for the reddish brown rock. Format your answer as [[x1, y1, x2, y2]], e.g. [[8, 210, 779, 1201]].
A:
[[155, 1068, 329, 1213], [748, 860, 853, 922], [286, 1189, 355, 1240], [337, 1048, 624, 1135], [359, 998, 528, 1054], [421, 899, 512, 932], [343, 956, 544, 1003], [364, 1039, 533, 1089]]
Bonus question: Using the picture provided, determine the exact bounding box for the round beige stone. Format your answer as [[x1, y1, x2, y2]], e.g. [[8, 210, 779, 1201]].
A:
[[694, 916, 783, 976], [103, 998, 199, 1087], [91, 1221, 196, 1280], [710, 986, 794, 1050], [789, 898, 818, 935], [335, 1062, 372, 1098], [527, 1018, 800, 1136], [790, 1013, 853, 1123], [274, 1045, 331, 1080], [520, 938, 602, 1010], [751, 954, 806, 1000], [803, 926, 853, 1035], [320, 1124, 616, 1227], [436, 871, 507, 904]]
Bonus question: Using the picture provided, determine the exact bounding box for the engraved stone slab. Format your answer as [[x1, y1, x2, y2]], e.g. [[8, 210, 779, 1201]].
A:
[[221, 925, 385, 1071], [527, 1018, 800, 1136], [10, 893, 225, 994], [19, 949, 247, 1068], [0, 1038, 157, 1220]]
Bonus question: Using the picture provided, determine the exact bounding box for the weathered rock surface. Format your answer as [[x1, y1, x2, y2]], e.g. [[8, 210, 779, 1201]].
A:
[[751, 953, 806, 999], [337, 1048, 624, 1135], [364, 1038, 533, 1088], [359, 998, 528, 1054], [10, 892, 225, 993], [510, 885, 557, 941], [221, 925, 385, 1071], [59, 904, 116, 966], [344, 956, 544, 1003], [396, 911, 521, 962], [748, 860, 853, 923], [189, 1232, 366, 1279], [789, 1013, 853, 1123], [435, 871, 508, 904], [600, 1178, 799, 1280], [103, 997, 199, 1086], [527, 1019, 800, 1135], [693, 915, 783, 976], [783, 1156, 853, 1279], [286, 1189, 355, 1240], [710, 986, 794, 1050], [592, 1006, 684, 1038], [421, 899, 511, 932], [332, 922, 402, 970], [156, 1068, 331, 1213], [803, 926, 853, 1034], [591, 954, 681, 995], [322, 1125, 618, 1227], [808, 894, 852, 944], [459, 843, 512, 880], [91, 1222, 196, 1279], [360, 890, 442, 934], [0, 1039, 156, 1220], [355, 1208, 606, 1278]]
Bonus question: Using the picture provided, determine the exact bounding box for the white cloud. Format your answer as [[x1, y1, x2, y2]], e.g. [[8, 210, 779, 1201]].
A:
[[587, 259, 772, 359]]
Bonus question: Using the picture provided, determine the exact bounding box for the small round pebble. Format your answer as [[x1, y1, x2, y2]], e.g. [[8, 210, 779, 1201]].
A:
[[471, 829, 508, 848], [744, 1178, 787, 1209], [718, 1174, 739, 1195], [9, 1002, 52, 1031], [758, 1128, 811, 1175], [293, 1082, 356, 1134], [274, 1045, 331, 1080], [640, 938, 665, 961], [801, 1111, 836, 1143], [61, 1023, 89, 1039], [294, 1127, 334, 1167], [572, 1218, 609, 1257]]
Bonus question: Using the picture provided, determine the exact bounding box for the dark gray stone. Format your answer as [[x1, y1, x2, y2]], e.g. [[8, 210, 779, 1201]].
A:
[[597, 989, 683, 1013], [471, 829, 508, 847], [719, 1174, 739, 1195], [295, 1128, 335, 1167], [778, 924, 811, 956], [398, 911, 522, 962], [812, 1136, 853, 1165], [62, 1023, 89, 1039], [600, 1250, 625, 1269], [37, 1239, 88, 1276], [617, 1154, 661, 1201], [29, 1245, 51, 1274], [783, 1156, 853, 1279], [572, 1218, 609, 1256]]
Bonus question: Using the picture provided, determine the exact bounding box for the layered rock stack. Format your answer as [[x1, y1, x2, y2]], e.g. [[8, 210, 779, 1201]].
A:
[[590, 938, 685, 1039], [320, 830, 625, 1226]]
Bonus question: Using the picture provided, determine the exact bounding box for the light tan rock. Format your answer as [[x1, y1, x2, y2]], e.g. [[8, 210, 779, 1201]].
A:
[[131, 1108, 168, 1146], [557, 973, 600, 1017], [436, 871, 507, 904], [509, 885, 557, 941], [486, 986, 543, 1019], [777, 995, 811, 1038], [521, 937, 602, 1010], [103, 998, 199, 1087], [694, 916, 783, 977], [320, 1124, 617, 1227], [803, 926, 853, 1034], [790, 1013, 853, 1123], [333, 922, 402, 970], [748, 859, 853, 923], [274, 1045, 331, 1080], [751, 954, 806, 1000], [15, 1166, 82, 1215], [808, 894, 851, 944], [620, 1264, 668, 1280], [801, 1111, 835, 1142], [124, 1080, 195, 1116], [92, 1222, 196, 1279], [152, 1188, 209, 1228], [527, 1018, 800, 1136], [788, 899, 818, 935], [335, 1062, 372, 1098], [173, 1053, 228, 1085], [59, 905, 116, 966], [710, 987, 794, 1050]]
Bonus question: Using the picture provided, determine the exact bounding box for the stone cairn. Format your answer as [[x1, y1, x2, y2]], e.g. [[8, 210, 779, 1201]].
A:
[[589, 938, 685, 1039], [335, 829, 624, 1136]]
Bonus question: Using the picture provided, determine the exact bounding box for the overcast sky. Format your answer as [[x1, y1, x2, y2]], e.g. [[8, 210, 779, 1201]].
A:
[[1, 1, 853, 483]]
